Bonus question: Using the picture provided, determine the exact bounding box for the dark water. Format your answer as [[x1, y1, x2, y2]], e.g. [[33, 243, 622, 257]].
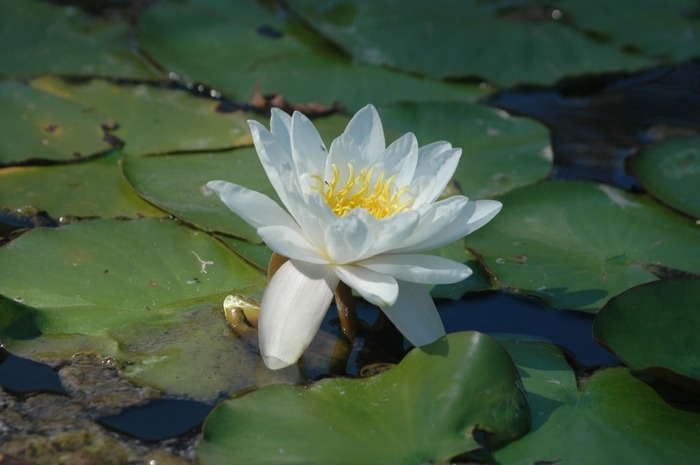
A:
[[487, 59, 700, 190], [98, 399, 212, 442], [0, 348, 65, 395], [439, 291, 618, 367]]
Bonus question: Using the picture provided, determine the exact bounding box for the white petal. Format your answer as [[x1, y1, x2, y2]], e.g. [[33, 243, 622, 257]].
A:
[[323, 214, 373, 264], [380, 281, 445, 347], [257, 225, 327, 264], [360, 254, 472, 284], [393, 196, 470, 252], [291, 111, 328, 183], [248, 120, 298, 206], [418, 140, 452, 159], [264, 173, 325, 247], [463, 199, 503, 232], [374, 132, 419, 187], [259, 260, 339, 369], [325, 133, 363, 182], [402, 199, 502, 252], [334, 265, 399, 307], [409, 146, 461, 207], [207, 180, 297, 230], [270, 108, 293, 156], [353, 209, 420, 259], [245, 125, 309, 225], [343, 104, 385, 161]]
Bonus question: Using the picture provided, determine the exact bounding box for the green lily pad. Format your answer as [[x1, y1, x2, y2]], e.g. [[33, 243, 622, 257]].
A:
[[216, 235, 272, 272], [137, 0, 486, 111], [0, 152, 164, 221], [557, 0, 700, 62], [198, 331, 530, 465], [123, 149, 276, 243], [428, 240, 493, 298], [492, 339, 700, 464], [593, 278, 700, 388], [30, 76, 253, 156], [287, 0, 655, 86], [379, 101, 552, 199], [0, 0, 157, 79], [632, 135, 700, 219], [0, 80, 114, 165], [120, 114, 360, 242], [0, 218, 268, 400], [466, 181, 700, 311]]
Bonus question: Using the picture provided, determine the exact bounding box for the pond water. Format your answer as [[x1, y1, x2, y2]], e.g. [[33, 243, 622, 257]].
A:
[[488, 60, 700, 189]]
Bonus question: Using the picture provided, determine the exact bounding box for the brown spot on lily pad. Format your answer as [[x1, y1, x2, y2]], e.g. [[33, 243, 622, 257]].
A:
[[249, 85, 344, 117], [42, 123, 60, 133]]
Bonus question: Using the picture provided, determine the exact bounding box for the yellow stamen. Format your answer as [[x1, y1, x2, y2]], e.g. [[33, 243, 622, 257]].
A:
[[313, 163, 413, 218]]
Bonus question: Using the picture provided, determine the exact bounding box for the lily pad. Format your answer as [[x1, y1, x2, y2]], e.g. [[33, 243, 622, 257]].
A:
[[0, 80, 114, 165], [0, 0, 157, 79], [287, 0, 655, 86], [557, 0, 700, 62], [137, 0, 486, 110], [120, 114, 365, 242], [123, 149, 277, 243], [0, 152, 164, 221], [379, 101, 552, 199], [593, 278, 700, 387], [198, 331, 530, 465], [632, 135, 700, 219], [0, 218, 267, 400], [215, 235, 272, 272], [428, 240, 493, 298], [466, 181, 700, 311], [492, 339, 700, 464], [30, 76, 253, 156]]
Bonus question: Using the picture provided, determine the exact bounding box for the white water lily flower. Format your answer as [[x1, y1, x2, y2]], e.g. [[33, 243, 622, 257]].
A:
[[208, 104, 501, 369]]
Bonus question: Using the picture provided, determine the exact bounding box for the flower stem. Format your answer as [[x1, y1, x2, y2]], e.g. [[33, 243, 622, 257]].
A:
[[334, 281, 358, 342], [328, 335, 352, 375]]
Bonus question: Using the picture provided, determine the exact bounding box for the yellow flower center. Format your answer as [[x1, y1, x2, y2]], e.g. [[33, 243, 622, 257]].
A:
[[314, 163, 412, 218]]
